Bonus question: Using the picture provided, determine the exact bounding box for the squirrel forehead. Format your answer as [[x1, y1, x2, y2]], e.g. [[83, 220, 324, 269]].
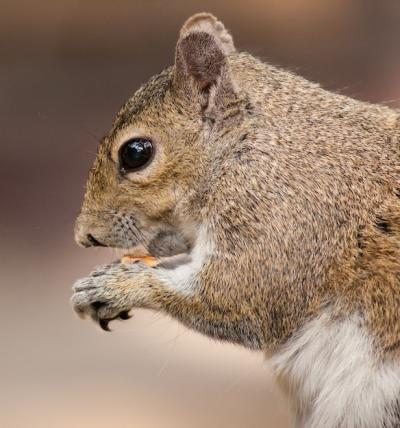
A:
[[108, 67, 174, 142]]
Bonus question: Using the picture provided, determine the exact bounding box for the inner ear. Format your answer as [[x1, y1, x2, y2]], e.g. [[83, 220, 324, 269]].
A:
[[178, 31, 226, 92], [174, 30, 237, 115]]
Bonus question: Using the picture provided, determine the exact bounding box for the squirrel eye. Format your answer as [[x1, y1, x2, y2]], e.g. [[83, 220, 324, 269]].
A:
[[119, 138, 153, 173]]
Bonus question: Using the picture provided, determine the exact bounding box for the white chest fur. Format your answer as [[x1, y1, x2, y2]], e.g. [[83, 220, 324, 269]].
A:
[[271, 311, 400, 428]]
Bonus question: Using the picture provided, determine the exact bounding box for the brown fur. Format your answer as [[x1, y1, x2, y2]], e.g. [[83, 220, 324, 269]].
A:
[[73, 13, 400, 365]]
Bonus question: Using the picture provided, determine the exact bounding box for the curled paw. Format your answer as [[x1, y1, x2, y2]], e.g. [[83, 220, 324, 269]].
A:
[[71, 264, 136, 331]]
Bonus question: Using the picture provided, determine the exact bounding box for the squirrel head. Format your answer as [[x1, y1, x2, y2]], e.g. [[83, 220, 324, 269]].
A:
[[75, 13, 242, 253]]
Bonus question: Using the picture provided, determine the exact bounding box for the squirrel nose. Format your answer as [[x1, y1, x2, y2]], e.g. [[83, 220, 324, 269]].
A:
[[76, 232, 106, 248], [83, 234, 107, 247], [75, 216, 107, 247]]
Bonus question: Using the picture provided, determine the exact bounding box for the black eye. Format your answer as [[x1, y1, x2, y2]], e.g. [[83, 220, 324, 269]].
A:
[[119, 138, 153, 173]]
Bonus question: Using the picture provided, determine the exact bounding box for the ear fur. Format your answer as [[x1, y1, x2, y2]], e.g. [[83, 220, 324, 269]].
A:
[[174, 13, 236, 108], [179, 12, 235, 55]]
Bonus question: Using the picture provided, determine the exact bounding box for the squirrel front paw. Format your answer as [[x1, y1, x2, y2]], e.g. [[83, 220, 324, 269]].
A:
[[71, 263, 147, 331]]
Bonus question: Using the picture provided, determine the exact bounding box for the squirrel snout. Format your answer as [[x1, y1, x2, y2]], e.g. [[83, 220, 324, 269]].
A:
[[75, 217, 107, 248]]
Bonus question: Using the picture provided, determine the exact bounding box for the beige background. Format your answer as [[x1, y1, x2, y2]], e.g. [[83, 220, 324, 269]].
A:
[[1, 1, 400, 427]]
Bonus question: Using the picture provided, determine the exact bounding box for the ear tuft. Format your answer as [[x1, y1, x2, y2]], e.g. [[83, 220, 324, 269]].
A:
[[180, 12, 235, 55]]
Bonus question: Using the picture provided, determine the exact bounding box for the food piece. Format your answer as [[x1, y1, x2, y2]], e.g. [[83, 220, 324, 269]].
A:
[[121, 254, 159, 267]]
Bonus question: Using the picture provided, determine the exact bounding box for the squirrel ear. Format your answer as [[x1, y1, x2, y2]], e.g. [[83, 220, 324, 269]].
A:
[[174, 13, 236, 104]]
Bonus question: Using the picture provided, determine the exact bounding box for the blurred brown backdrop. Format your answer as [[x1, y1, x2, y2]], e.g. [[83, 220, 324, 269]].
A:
[[1, 1, 399, 427]]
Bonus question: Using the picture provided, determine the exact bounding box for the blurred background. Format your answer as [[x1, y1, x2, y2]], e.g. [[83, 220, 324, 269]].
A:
[[1, 1, 400, 427]]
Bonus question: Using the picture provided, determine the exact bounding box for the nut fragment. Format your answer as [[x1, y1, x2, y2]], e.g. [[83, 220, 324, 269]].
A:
[[121, 255, 159, 267]]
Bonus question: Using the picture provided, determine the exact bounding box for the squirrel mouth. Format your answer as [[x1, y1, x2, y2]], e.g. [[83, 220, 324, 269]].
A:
[[120, 252, 191, 269], [117, 229, 193, 268]]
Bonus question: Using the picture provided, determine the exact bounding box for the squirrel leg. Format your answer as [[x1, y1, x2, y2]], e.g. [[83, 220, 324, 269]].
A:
[[71, 260, 264, 348]]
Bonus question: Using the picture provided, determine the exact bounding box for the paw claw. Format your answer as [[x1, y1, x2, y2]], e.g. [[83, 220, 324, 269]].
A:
[[99, 319, 111, 332]]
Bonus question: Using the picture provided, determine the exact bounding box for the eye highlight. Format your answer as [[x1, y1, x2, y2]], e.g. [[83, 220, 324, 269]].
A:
[[119, 138, 153, 173]]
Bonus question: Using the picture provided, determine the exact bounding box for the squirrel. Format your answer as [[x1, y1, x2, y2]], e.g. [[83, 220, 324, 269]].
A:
[[72, 13, 400, 428]]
